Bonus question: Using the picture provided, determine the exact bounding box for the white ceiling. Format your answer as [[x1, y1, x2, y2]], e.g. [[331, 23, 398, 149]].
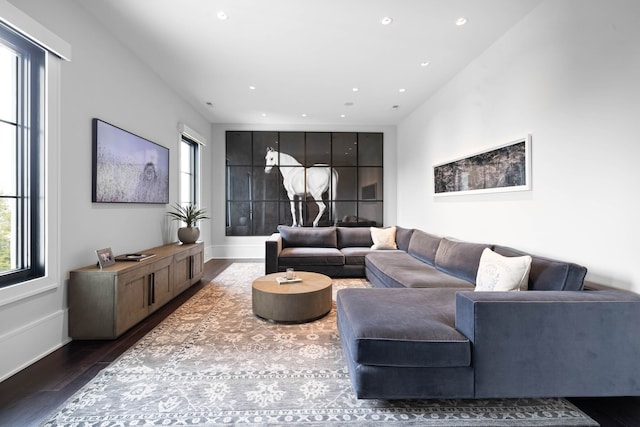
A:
[[79, 0, 542, 126]]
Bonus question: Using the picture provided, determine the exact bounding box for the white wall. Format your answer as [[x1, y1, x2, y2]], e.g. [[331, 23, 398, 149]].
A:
[[397, 0, 640, 291], [0, 0, 211, 381], [209, 123, 397, 259]]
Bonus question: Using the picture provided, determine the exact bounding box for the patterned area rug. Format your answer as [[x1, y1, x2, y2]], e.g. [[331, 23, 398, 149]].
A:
[[43, 263, 597, 426]]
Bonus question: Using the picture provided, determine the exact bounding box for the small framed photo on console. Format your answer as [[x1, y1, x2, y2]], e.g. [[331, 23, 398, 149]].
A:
[[96, 247, 115, 269]]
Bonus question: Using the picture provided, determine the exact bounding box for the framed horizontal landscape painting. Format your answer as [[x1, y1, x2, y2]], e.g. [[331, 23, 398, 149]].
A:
[[433, 135, 531, 197], [92, 119, 169, 204]]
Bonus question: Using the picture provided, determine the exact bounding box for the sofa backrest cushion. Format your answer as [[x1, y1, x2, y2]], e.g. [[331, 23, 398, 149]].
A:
[[407, 230, 441, 266], [337, 227, 373, 248], [434, 237, 491, 284], [277, 225, 337, 248], [395, 226, 415, 252], [492, 245, 587, 291]]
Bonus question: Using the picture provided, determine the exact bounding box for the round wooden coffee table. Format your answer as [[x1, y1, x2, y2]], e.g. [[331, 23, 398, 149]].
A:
[[252, 272, 332, 323]]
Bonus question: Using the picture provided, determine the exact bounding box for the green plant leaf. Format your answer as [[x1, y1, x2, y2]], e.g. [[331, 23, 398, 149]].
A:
[[167, 203, 210, 227]]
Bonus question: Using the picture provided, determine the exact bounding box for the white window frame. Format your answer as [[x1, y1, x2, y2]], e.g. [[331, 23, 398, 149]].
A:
[[0, 0, 69, 298], [0, 24, 43, 287], [178, 123, 205, 208]]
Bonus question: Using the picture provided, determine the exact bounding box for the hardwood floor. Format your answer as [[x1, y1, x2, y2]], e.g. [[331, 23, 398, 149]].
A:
[[0, 259, 638, 426]]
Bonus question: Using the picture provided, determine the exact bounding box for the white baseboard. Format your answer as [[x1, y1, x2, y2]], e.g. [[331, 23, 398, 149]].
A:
[[0, 309, 70, 382]]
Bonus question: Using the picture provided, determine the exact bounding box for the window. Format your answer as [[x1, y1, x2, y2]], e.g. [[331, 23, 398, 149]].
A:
[[179, 134, 199, 207], [225, 131, 383, 236], [0, 23, 45, 287]]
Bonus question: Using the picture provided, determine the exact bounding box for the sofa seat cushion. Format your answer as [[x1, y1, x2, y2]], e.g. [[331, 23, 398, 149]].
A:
[[366, 252, 475, 289], [340, 247, 398, 265], [278, 247, 344, 266], [337, 288, 471, 368]]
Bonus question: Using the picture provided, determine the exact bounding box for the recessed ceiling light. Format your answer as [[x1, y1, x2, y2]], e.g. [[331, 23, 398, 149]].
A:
[[301, 113, 307, 117], [352, 87, 359, 92], [261, 113, 267, 117], [399, 88, 406, 93], [217, 11, 228, 20], [340, 114, 346, 118], [456, 17, 467, 26], [249, 85, 256, 90], [420, 61, 430, 67], [380, 17, 393, 25]]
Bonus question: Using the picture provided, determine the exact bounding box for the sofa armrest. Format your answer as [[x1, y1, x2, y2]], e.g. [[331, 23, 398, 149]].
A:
[[265, 233, 282, 274], [455, 290, 640, 397]]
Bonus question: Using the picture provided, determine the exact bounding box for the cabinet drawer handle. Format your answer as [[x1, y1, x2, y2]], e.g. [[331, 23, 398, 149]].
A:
[[148, 273, 156, 305]]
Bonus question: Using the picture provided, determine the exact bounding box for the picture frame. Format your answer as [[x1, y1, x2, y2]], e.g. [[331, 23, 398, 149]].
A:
[[96, 247, 116, 269], [92, 119, 170, 204], [433, 135, 531, 196], [225, 130, 384, 234]]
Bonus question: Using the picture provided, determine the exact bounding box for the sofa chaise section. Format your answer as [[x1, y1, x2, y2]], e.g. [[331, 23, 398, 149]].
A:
[[338, 286, 640, 399], [337, 288, 475, 399]]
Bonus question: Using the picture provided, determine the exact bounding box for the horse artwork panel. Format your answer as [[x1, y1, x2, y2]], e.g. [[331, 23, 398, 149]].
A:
[[264, 147, 338, 227]]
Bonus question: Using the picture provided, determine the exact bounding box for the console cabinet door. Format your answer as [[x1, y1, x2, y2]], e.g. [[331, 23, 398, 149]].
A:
[[192, 248, 204, 279], [174, 244, 204, 296], [174, 251, 192, 295], [149, 257, 173, 312], [115, 266, 151, 337]]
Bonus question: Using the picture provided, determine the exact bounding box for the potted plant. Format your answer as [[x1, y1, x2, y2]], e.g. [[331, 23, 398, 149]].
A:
[[167, 203, 210, 244]]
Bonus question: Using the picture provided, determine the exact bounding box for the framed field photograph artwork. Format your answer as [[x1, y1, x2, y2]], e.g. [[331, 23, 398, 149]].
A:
[[433, 135, 531, 196], [92, 119, 169, 204]]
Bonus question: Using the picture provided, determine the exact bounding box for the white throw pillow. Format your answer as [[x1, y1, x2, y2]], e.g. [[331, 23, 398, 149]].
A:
[[475, 248, 532, 292], [370, 226, 398, 250]]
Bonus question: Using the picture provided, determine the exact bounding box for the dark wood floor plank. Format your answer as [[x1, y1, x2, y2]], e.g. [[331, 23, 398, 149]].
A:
[[0, 258, 637, 426], [569, 396, 640, 427]]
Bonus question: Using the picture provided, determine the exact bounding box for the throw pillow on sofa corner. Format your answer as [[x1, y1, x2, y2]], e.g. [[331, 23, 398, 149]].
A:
[[475, 248, 532, 291], [370, 226, 398, 250]]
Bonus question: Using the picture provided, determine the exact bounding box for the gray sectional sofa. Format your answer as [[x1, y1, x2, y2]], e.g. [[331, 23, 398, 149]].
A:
[[265, 225, 640, 399]]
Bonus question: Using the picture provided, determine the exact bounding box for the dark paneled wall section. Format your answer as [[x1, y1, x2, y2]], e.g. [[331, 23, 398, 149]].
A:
[[226, 131, 383, 236]]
